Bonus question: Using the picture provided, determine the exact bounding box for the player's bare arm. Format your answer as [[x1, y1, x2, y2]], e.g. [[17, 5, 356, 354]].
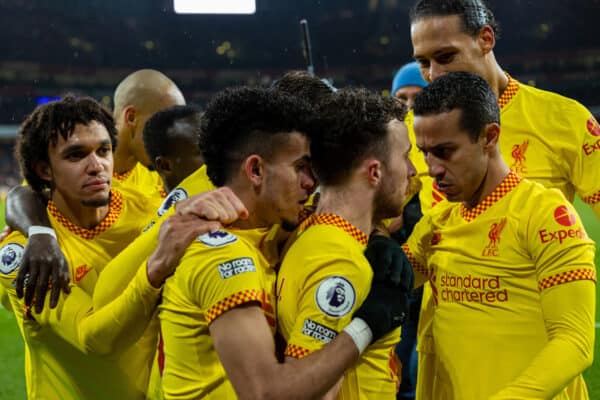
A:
[[210, 303, 358, 400], [5, 184, 70, 312]]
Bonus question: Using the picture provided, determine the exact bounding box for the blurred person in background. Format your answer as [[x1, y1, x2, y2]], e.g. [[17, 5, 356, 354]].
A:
[[391, 61, 428, 109]]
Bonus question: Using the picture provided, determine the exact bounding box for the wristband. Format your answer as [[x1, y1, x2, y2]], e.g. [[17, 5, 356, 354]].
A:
[[343, 318, 373, 354], [28, 226, 57, 240]]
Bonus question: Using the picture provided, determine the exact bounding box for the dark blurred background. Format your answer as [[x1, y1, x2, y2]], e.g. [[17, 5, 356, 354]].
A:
[[0, 0, 599, 188]]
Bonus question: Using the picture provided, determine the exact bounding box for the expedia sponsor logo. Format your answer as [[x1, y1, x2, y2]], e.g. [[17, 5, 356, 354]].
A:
[[217, 257, 256, 279], [539, 205, 584, 244], [539, 227, 586, 244], [439, 273, 508, 304], [553, 205, 577, 227], [582, 138, 600, 156], [301, 319, 337, 344], [587, 116, 600, 137]]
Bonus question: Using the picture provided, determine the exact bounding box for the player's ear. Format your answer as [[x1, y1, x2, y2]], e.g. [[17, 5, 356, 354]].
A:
[[477, 25, 495, 55], [244, 155, 264, 186], [366, 159, 382, 187], [155, 156, 172, 175], [481, 122, 500, 151], [34, 161, 52, 182], [123, 106, 137, 132]]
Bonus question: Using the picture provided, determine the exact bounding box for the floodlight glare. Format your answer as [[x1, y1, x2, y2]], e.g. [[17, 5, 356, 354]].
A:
[[174, 0, 256, 14]]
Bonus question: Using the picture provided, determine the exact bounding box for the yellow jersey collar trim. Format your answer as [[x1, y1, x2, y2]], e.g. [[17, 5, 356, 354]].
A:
[[498, 73, 519, 109], [47, 189, 123, 240], [112, 164, 136, 181], [459, 172, 522, 222], [299, 213, 369, 246]]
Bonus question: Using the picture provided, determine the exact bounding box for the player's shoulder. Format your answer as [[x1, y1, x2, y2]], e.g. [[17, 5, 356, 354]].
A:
[[510, 178, 577, 223], [183, 229, 254, 265], [282, 223, 370, 282], [177, 165, 216, 196], [517, 83, 591, 120], [114, 185, 163, 217]]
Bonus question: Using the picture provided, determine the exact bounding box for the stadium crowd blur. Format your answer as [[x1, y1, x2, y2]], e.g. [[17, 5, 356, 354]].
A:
[[0, 0, 599, 192]]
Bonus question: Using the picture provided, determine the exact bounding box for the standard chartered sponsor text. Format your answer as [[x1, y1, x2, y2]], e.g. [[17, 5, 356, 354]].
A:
[[439, 273, 508, 303]]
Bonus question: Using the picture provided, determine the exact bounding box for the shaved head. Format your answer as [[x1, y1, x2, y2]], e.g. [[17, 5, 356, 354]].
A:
[[113, 69, 185, 118], [112, 69, 186, 168]]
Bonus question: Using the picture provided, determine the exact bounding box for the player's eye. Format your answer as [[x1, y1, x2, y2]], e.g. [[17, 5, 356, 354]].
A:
[[66, 151, 85, 160], [416, 59, 430, 68], [436, 53, 455, 64]]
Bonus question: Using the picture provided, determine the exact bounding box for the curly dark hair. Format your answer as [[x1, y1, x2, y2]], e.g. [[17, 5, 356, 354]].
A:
[[15, 95, 118, 193], [200, 86, 315, 187], [272, 70, 336, 105], [143, 104, 202, 167], [410, 0, 500, 38], [413, 71, 499, 142], [310, 88, 407, 186]]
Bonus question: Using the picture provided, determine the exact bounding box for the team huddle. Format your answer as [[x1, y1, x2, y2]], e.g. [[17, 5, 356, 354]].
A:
[[0, 1, 598, 399]]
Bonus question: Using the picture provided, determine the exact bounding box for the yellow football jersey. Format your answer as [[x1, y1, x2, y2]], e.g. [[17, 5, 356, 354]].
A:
[[277, 214, 400, 400], [159, 227, 278, 399], [403, 173, 596, 399], [410, 75, 600, 400], [113, 161, 167, 199], [0, 187, 161, 400]]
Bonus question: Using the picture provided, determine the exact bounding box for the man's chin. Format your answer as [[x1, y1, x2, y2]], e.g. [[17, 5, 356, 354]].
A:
[[81, 195, 110, 207]]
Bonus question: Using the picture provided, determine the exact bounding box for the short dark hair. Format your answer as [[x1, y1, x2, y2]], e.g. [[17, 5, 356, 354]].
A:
[[310, 88, 407, 186], [272, 70, 336, 104], [143, 105, 202, 166], [409, 0, 500, 37], [413, 71, 499, 141], [16, 95, 117, 193], [200, 87, 314, 187]]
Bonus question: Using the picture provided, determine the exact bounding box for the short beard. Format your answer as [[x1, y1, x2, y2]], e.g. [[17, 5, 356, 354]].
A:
[[373, 186, 403, 222], [81, 195, 110, 207]]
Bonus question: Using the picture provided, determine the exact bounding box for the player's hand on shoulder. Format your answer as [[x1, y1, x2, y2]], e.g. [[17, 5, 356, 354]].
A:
[[175, 187, 248, 225], [146, 213, 222, 288], [354, 234, 414, 342], [15, 233, 70, 314]]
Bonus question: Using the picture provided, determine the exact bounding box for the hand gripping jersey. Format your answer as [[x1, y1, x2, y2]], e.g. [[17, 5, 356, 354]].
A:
[[158, 227, 279, 399], [0, 187, 162, 400], [403, 173, 596, 399], [277, 214, 401, 400]]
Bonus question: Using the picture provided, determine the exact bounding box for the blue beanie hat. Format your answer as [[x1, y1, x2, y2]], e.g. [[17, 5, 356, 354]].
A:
[[391, 61, 427, 96]]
